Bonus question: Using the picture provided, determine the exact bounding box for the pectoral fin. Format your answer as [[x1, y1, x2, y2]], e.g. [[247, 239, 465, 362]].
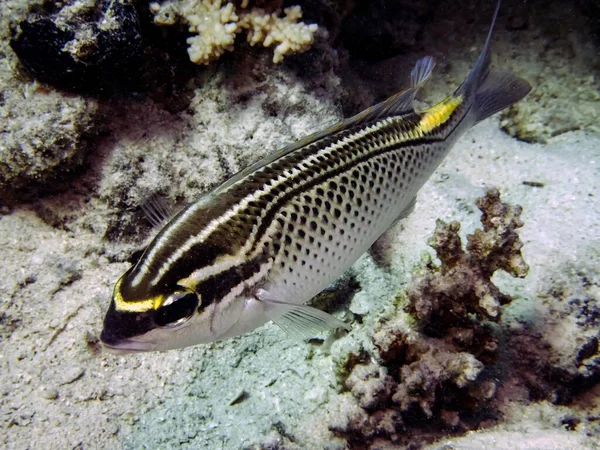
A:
[[256, 289, 351, 341]]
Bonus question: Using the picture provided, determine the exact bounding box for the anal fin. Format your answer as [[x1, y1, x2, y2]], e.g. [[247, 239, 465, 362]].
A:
[[391, 196, 416, 228], [369, 197, 416, 267]]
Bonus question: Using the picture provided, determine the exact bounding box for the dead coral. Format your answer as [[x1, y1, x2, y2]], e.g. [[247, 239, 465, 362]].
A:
[[331, 190, 528, 448], [391, 345, 484, 417], [499, 274, 600, 407], [345, 361, 397, 411], [407, 188, 529, 331], [332, 321, 494, 448]]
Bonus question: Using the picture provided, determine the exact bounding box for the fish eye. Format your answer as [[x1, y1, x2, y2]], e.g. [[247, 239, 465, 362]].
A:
[[155, 291, 199, 328]]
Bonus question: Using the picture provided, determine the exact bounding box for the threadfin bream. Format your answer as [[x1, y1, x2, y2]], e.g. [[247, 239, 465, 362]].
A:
[[100, 1, 531, 353]]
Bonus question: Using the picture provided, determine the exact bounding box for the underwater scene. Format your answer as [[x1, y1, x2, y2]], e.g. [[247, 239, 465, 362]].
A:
[[1, 0, 599, 449]]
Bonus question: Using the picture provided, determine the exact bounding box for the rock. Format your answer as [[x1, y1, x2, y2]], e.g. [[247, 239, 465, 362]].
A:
[[10, 0, 143, 95], [0, 84, 98, 205], [39, 386, 59, 400], [339, 0, 434, 61]]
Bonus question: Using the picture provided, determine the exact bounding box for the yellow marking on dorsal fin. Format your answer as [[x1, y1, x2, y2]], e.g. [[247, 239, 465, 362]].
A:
[[113, 276, 161, 313], [418, 95, 463, 134]]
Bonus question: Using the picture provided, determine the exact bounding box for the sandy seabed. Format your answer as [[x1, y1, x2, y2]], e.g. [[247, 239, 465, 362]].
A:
[[2, 125, 598, 449], [1, 1, 599, 449]]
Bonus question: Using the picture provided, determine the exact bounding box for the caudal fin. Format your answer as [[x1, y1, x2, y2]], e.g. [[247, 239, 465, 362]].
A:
[[456, 0, 531, 124], [470, 69, 531, 124]]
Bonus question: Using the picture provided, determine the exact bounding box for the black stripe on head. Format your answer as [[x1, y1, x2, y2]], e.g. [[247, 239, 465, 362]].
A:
[[140, 207, 262, 297], [100, 300, 155, 345], [121, 240, 226, 301]]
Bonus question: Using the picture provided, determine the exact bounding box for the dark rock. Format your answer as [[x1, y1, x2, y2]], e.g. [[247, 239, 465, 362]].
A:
[[10, 0, 143, 95]]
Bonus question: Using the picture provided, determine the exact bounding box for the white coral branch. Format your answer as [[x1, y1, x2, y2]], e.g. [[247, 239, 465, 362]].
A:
[[150, 0, 318, 65], [239, 6, 318, 63]]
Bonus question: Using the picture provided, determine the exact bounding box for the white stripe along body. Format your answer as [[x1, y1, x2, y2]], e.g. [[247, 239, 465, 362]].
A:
[[134, 116, 453, 306]]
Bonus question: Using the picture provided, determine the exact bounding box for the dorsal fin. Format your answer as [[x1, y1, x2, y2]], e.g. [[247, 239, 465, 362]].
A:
[[212, 57, 435, 195], [456, 0, 501, 100], [141, 194, 173, 228], [410, 56, 435, 88], [340, 56, 435, 129], [127, 247, 147, 265]]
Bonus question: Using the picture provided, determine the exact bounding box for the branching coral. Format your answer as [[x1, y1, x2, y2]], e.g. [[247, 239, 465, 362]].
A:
[[239, 5, 318, 63], [333, 320, 494, 447], [150, 0, 318, 64], [331, 190, 529, 447], [407, 188, 529, 330]]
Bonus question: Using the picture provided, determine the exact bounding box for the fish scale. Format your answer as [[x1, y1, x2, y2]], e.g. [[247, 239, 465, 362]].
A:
[[100, 0, 531, 352], [218, 120, 439, 298]]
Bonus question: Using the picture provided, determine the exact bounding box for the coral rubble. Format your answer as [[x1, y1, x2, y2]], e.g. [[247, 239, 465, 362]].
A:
[[150, 0, 318, 64]]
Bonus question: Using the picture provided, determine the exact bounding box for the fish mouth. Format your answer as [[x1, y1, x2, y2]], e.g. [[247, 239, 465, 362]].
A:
[[101, 339, 157, 354], [100, 330, 157, 354]]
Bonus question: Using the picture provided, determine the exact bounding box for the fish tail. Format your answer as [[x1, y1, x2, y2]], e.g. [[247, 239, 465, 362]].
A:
[[456, 0, 531, 125]]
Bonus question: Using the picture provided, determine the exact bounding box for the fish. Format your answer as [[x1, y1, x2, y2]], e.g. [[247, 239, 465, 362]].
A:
[[100, 0, 531, 353]]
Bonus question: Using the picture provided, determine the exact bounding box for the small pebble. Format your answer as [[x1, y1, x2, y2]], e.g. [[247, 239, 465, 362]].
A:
[[40, 386, 59, 400], [481, 380, 497, 400], [122, 412, 138, 424], [349, 292, 371, 315], [84, 330, 98, 344], [61, 367, 85, 385], [229, 389, 249, 406]]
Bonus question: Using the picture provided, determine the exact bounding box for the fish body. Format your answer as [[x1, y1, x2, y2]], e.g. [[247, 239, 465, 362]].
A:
[[100, 1, 530, 353]]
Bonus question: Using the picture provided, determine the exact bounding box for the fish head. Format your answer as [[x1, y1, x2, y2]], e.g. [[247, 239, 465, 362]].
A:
[[100, 273, 223, 353]]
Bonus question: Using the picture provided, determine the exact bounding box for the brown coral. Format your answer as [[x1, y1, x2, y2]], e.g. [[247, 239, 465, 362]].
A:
[[331, 190, 530, 448], [407, 188, 529, 330]]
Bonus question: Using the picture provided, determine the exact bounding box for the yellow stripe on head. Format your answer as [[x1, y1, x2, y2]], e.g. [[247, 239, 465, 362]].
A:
[[418, 95, 463, 134], [113, 276, 163, 313]]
